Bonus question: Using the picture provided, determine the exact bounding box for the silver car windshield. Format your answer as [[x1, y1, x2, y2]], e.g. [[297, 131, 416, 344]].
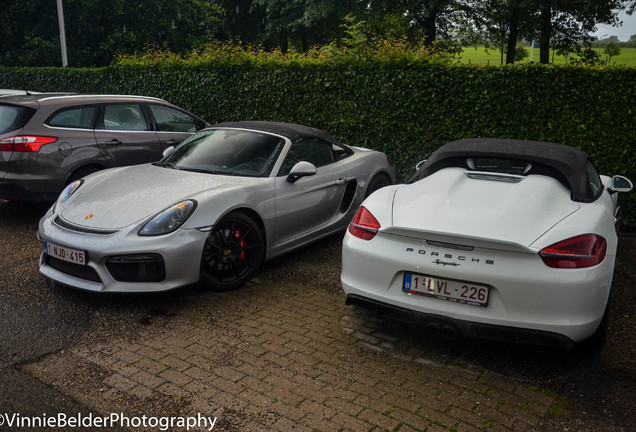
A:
[[160, 129, 285, 177]]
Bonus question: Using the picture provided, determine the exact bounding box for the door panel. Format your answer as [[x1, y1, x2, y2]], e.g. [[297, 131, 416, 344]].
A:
[[94, 104, 162, 165], [274, 161, 348, 245]]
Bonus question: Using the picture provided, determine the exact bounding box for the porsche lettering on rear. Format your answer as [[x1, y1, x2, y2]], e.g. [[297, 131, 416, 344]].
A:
[[405, 247, 495, 265]]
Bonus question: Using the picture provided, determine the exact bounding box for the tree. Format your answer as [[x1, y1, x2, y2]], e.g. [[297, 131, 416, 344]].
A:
[[536, 0, 626, 64], [473, 0, 629, 65], [569, 46, 603, 65], [251, 0, 362, 52], [515, 44, 529, 61], [400, 0, 479, 46], [213, 0, 267, 45], [466, 0, 538, 64], [0, 0, 60, 66], [0, 0, 223, 67], [362, 0, 481, 48], [603, 41, 621, 61]]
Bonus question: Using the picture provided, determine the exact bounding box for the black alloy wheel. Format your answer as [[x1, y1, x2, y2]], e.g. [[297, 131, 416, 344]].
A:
[[200, 212, 264, 291]]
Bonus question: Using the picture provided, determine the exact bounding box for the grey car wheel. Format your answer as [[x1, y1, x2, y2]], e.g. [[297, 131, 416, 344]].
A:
[[200, 212, 265, 291]]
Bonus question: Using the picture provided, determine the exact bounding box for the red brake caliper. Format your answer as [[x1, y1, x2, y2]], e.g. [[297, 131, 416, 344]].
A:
[[234, 229, 247, 260]]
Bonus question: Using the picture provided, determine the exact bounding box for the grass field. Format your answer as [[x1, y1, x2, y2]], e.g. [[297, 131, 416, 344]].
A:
[[459, 46, 636, 66]]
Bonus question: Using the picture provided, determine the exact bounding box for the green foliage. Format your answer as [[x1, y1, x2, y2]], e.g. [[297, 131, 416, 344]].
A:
[[515, 45, 529, 62], [603, 42, 622, 61], [114, 37, 454, 66], [0, 0, 224, 67], [0, 60, 634, 227], [568, 47, 603, 66]]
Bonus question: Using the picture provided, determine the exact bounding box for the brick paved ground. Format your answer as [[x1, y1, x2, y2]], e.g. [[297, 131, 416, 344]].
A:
[[23, 278, 558, 432]]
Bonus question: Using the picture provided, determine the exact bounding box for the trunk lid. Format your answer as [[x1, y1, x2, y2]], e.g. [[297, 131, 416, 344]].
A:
[[391, 168, 579, 247]]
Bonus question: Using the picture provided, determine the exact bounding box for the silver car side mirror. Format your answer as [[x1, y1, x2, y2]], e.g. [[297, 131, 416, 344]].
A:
[[287, 161, 317, 183], [610, 175, 633, 193], [162, 146, 175, 158]]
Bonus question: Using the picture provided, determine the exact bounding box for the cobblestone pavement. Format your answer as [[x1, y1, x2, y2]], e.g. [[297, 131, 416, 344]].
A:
[[3, 201, 635, 432], [23, 278, 560, 432]]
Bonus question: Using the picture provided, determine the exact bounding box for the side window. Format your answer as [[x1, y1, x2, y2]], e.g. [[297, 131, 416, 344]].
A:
[[586, 160, 603, 198], [100, 104, 148, 131], [0, 104, 36, 134], [148, 104, 197, 132], [280, 138, 335, 175], [46, 105, 97, 129]]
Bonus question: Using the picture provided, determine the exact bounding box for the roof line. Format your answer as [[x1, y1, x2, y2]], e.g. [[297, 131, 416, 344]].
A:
[[38, 94, 165, 102]]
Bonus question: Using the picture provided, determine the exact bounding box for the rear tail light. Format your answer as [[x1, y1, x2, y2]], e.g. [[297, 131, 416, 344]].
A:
[[348, 206, 380, 240], [539, 234, 607, 268], [0, 135, 58, 152], [386, 155, 393, 166]]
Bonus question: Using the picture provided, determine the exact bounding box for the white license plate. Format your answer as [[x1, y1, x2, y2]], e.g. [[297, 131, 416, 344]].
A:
[[403, 272, 489, 307], [45, 241, 87, 266]]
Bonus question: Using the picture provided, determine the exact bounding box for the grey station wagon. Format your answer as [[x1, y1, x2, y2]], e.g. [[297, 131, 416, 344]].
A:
[[0, 93, 210, 201]]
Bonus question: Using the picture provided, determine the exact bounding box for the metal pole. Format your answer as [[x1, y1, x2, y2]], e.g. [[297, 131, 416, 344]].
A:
[[530, 39, 534, 62], [57, 0, 68, 66]]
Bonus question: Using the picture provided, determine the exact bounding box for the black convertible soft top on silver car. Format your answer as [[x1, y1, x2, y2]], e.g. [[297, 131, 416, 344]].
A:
[[213, 121, 348, 149], [409, 138, 599, 203]]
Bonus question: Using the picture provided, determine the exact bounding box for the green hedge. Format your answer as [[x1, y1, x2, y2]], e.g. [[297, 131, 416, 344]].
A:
[[1, 63, 635, 227]]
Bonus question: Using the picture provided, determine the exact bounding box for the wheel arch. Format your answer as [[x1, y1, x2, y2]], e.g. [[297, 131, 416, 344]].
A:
[[364, 171, 394, 199], [371, 170, 394, 182], [66, 163, 108, 183]]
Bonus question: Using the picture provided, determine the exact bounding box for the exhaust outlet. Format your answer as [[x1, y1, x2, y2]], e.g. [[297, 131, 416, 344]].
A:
[[441, 325, 458, 340], [425, 322, 441, 337]]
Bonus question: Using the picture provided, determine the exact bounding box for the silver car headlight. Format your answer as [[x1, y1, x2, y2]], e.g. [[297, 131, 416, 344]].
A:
[[54, 180, 83, 211], [138, 200, 197, 236]]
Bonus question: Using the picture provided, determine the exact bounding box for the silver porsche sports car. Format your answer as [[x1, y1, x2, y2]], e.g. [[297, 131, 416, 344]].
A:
[[38, 121, 395, 292]]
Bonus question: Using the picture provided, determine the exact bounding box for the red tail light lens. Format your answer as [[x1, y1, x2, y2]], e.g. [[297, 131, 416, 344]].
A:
[[0, 135, 58, 152], [348, 206, 380, 240], [539, 234, 607, 268]]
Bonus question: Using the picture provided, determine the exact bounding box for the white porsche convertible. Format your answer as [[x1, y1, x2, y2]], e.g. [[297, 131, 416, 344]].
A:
[[341, 138, 633, 349]]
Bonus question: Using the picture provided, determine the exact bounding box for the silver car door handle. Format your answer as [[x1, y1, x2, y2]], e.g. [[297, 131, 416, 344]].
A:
[[106, 139, 122, 146], [335, 177, 346, 185]]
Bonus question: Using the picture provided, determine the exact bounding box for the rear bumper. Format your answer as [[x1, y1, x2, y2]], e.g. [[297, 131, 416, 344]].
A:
[[0, 178, 63, 201], [346, 294, 575, 349], [0, 180, 61, 201], [341, 230, 613, 344]]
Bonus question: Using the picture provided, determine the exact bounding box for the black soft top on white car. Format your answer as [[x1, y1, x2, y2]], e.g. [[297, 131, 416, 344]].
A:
[[410, 138, 599, 203]]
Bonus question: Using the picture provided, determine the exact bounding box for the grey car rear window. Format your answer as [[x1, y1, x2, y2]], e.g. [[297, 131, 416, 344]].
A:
[[0, 104, 36, 134], [46, 105, 98, 129]]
